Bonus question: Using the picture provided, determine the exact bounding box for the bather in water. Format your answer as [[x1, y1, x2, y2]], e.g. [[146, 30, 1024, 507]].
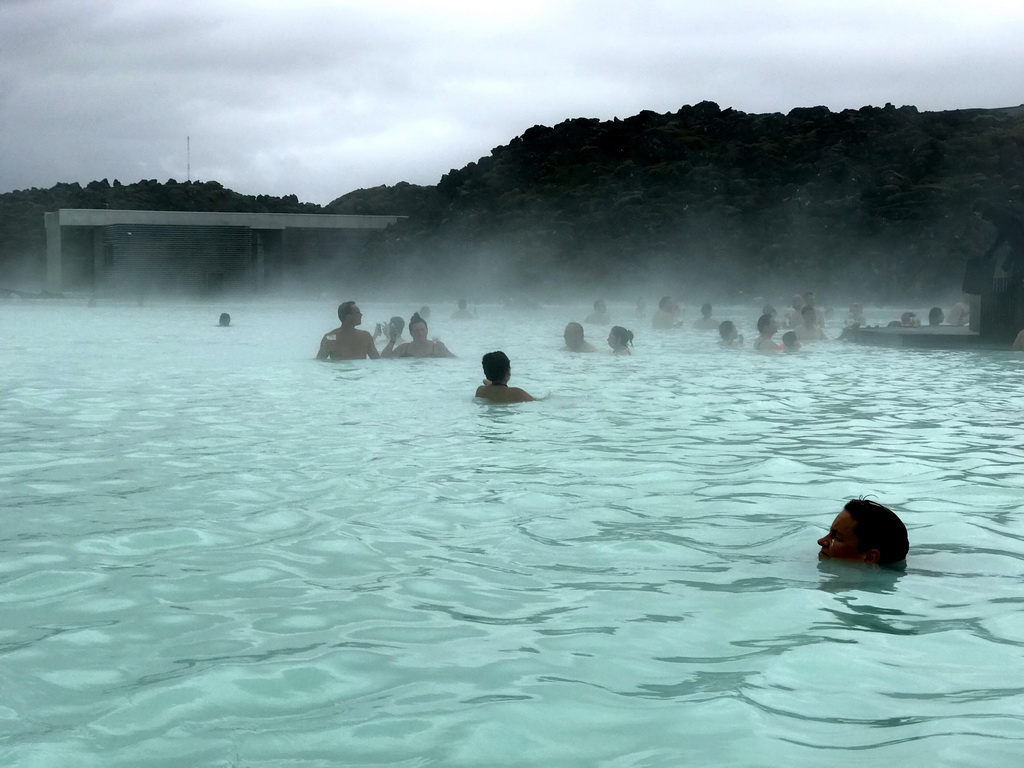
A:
[[475, 351, 535, 403], [382, 313, 454, 358], [608, 326, 634, 355], [563, 322, 597, 352]]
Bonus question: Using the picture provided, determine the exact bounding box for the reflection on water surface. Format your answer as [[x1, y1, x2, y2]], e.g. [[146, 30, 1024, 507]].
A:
[[1, 299, 1022, 766]]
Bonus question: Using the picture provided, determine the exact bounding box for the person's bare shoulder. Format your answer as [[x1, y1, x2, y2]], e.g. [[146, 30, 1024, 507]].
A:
[[509, 387, 536, 402]]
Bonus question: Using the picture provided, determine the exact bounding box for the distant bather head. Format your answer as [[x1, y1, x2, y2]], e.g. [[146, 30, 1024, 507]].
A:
[[928, 307, 944, 325], [482, 351, 511, 383], [700, 303, 712, 318], [757, 314, 775, 334], [719, 320, 737, 341], [218, 313, 230, 327], [458, 299, 467, 310], [659, 296, 673, 311], [389, 316, 405, 335]]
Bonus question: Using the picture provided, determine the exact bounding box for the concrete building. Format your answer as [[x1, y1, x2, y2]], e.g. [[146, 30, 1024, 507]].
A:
[[45, 209, 403, 295]]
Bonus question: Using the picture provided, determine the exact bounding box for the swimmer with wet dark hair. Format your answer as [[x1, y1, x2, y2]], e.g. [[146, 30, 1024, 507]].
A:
[[928, 306, 944, 325], [753, 314, 781, 352], [818, 499, 909, 565], [218, 313, 231, 327], [608, 326, 634, 355], [718, 320, 743, 347], [563, 322, 597, 352], [475, 351, 535, 403], [781, 331, 800, 353]]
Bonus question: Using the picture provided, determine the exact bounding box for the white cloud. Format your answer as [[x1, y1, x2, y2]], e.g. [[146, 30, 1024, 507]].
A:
[[1, 0, 1023, 203]]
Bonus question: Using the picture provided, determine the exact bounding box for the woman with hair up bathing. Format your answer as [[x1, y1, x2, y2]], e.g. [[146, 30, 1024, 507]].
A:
[[608, 326, 634, 355], [475, 351, 535, 403], [381, 313, 454, 358]]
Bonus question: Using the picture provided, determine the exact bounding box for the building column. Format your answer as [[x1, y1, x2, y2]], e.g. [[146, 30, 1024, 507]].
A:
[[92, 226, 105, 291], [252, 229, 267, 292], [45, 212, 62, 294]]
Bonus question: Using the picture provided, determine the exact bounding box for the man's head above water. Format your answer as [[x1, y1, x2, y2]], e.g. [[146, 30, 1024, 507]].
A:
[[817, 499, 909, 565]]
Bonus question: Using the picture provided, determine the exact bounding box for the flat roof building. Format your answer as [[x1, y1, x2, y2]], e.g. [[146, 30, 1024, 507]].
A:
[[45, 209, 403, 295]]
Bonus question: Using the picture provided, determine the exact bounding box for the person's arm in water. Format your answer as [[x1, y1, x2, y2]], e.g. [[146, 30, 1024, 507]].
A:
[[380, 327, 399, 358], [365, 331, 380, 360]]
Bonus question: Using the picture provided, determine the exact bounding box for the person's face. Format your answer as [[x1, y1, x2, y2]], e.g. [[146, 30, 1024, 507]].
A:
[[607, 331, 617, 349], [410, 321, 428, 341], [817, 509, 872, 562], [349, 306, 363, 325]]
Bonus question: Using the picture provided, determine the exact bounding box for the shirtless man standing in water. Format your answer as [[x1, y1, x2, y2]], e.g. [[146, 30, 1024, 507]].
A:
[[316, 301, 380, 360], [475, 351, 535, 403]]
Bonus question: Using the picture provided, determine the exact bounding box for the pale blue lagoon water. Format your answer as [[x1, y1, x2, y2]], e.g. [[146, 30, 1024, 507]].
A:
[[2, 299, 1023, 767]]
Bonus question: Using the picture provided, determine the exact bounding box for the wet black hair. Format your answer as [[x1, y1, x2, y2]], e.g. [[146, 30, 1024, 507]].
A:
[[338, 301, 357, 321], [481, 351, 510, 383], [757, 314, 774, 333], [844, 499, 909, 565], [609, 326, 634, 348], [928, 307, 943, 325], [389, 316, 405, 334], [781, 330, 798, 348], [718, 320, 737, 340], [701, 303, 712, 317], [218, 313, 230, 326]]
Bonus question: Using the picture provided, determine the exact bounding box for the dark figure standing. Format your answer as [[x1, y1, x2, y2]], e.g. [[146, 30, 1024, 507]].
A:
[[964, 202, 1024, 342]]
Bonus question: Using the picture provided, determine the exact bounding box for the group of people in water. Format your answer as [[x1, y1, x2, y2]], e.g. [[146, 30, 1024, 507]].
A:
[[313, 297, 912, 566], [314, 291, 991, 395]]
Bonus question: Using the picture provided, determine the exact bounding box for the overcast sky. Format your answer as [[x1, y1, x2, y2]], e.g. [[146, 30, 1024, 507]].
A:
[[3, 0, 1023, 205]]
